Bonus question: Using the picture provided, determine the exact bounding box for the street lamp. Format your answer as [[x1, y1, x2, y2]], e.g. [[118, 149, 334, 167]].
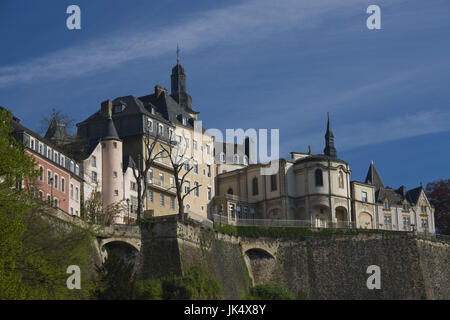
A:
[[126, 198, 130, 225]]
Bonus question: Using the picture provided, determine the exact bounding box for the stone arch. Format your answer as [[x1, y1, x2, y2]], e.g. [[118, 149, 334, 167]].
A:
[[243, 248, 276, 286], [312, 204, 329, 227], [267, 207, 282, 219], [99, 238, 141, 263], [335, 206, 348, 228], [357, 212, 373, 229]]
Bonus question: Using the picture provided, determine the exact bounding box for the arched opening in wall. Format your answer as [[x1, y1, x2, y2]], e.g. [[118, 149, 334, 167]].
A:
[[357, 212, 373, 229], [227, 188, 233, 195], [268, 208, 281, 219], [312, 204, 329, 228], [335, 206, 348, 228], [244, 248, 276, 286], [102, 240, 140, 271]]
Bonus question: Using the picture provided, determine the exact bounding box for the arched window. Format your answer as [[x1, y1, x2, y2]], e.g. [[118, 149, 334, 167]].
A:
[[338, 171, 344, 189], [233, 154, 239, 164], [227, 188, 233, 195], [315, 169, 323, 187], [252, 177, 258, 195]]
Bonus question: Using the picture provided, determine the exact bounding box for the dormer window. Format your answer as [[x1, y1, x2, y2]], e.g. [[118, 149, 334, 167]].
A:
[[158, 124, 164, 136], [113, 104, 124, 113], [147, 119, 153, 132], [151, 107, 156, 115], [383, 199, 390, 210]]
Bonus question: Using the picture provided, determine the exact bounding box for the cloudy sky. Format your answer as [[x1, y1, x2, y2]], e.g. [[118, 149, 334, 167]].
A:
[[1, 0, 449, 189]]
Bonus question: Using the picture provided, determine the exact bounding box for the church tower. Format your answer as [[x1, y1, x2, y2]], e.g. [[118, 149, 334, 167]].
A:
[[170, 46, 192, 109], [101, 114, 123, 211], [324, 113, 337, 158]]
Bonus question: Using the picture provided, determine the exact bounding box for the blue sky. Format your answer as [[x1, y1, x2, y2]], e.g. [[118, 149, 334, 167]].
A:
[[1, 0, 449, 189]]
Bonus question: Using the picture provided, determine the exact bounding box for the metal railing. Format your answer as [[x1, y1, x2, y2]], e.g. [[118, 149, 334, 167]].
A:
[[416, 232, 450, 244], [212, 214, 356, 229]]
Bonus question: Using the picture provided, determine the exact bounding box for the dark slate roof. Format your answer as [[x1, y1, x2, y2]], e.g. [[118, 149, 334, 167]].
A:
[[406, 186, 423, 205], [376, 187, 404, 205], [365, 163, 384, 189], [123, 155, 136, 173], [295, 154, 348, 166], [101, 116, 120, 141], [44, 118, 71, 144], [139, 90, 198, 129]]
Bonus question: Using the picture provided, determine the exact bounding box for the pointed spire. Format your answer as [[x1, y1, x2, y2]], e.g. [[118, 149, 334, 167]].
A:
[[365, 161, 384, 189], [323, 112, 337, 158], [176, 43, 180, 64], [101, 116, 120, 141]]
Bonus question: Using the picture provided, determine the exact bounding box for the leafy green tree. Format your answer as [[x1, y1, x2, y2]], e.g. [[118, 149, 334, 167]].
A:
[[0, 108, 38, 299], [93, 253, 138, 300], [247, 283, 296, 300], [426, 179, 450, 235]]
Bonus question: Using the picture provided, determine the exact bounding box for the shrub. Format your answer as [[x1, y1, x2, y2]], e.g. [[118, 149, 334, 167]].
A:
[[248, 283, 295, 300]]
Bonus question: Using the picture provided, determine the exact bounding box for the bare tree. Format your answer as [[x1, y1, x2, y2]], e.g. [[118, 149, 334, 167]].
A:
[[39, 108, 75, 137], [131, 132, 165, 221], [160, 134, 201, 221], [84, 187, 124, 226]]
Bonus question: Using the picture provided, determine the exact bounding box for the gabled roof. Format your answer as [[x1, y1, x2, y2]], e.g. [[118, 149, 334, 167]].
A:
[[365, 163, 384, 189], [406, 186, 423, 205]]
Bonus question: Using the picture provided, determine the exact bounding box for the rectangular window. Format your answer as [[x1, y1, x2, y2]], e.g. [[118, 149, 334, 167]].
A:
[[384, 215, 392, 226], [149, 190, 154, 203], [158, 124, 164, 136], [207, 187, 212, 201], [362, 191, 368, 202], [206, 144, 210, 155], [270, 174, 277, 191], [113, 171, 118, 178], [184, 161, 190, 171], [61, 178, 65, 193], [169, 177, 174, 186], [61, 156, 65, 167], [421, 218, 428, 228], [159, 173, 164, 186], [91, 156, 97, 167], [70, 184, 74, 199], [185, 137, 190, 149], [130, 181, 136, 191], [47, 170, 52, 185], [229, 204, 235, 220], [147, 119, 153, 132], [39, 166, 44, 182], [75, 187, 79, 200], [194, 182, 199, 197], [54, 174, 58, 190], [114, 189, 118, 196], [149, 169, 153, 182], [160, 194, 165, 206], [170, 197, 175, 210], [194, 162, 198, 174], [193, 140, 198, 151], [184, 181, 190, 194], [243, 207, 248, 219], [207, 165, 211, 177], [91, 171, 97, 183]]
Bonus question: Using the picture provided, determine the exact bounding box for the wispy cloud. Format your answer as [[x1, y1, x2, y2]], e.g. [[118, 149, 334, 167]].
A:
[[282, 109, 450, 154], [0, 0, 370, 88]]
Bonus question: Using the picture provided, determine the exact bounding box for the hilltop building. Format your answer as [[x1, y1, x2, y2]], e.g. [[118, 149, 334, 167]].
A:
[[212, 115, 435, 233]]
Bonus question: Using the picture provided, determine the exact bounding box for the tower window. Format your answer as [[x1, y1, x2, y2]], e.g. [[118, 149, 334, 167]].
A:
[[315, 169, 323, 187], [270, 175, 277, 191], [252, 177, 258, 196]]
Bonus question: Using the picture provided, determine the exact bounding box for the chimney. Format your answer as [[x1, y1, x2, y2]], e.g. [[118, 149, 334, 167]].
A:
[[154, 85, 167, 98], [101, 100, 112, 117], [398, 185, 407, 197]]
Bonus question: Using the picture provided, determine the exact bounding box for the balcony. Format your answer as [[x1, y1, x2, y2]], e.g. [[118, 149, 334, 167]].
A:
[[148, 179, 176, 194]]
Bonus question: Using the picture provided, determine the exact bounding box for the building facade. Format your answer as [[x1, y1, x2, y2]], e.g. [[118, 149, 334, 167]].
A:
[[213, 115, 436, 233]]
